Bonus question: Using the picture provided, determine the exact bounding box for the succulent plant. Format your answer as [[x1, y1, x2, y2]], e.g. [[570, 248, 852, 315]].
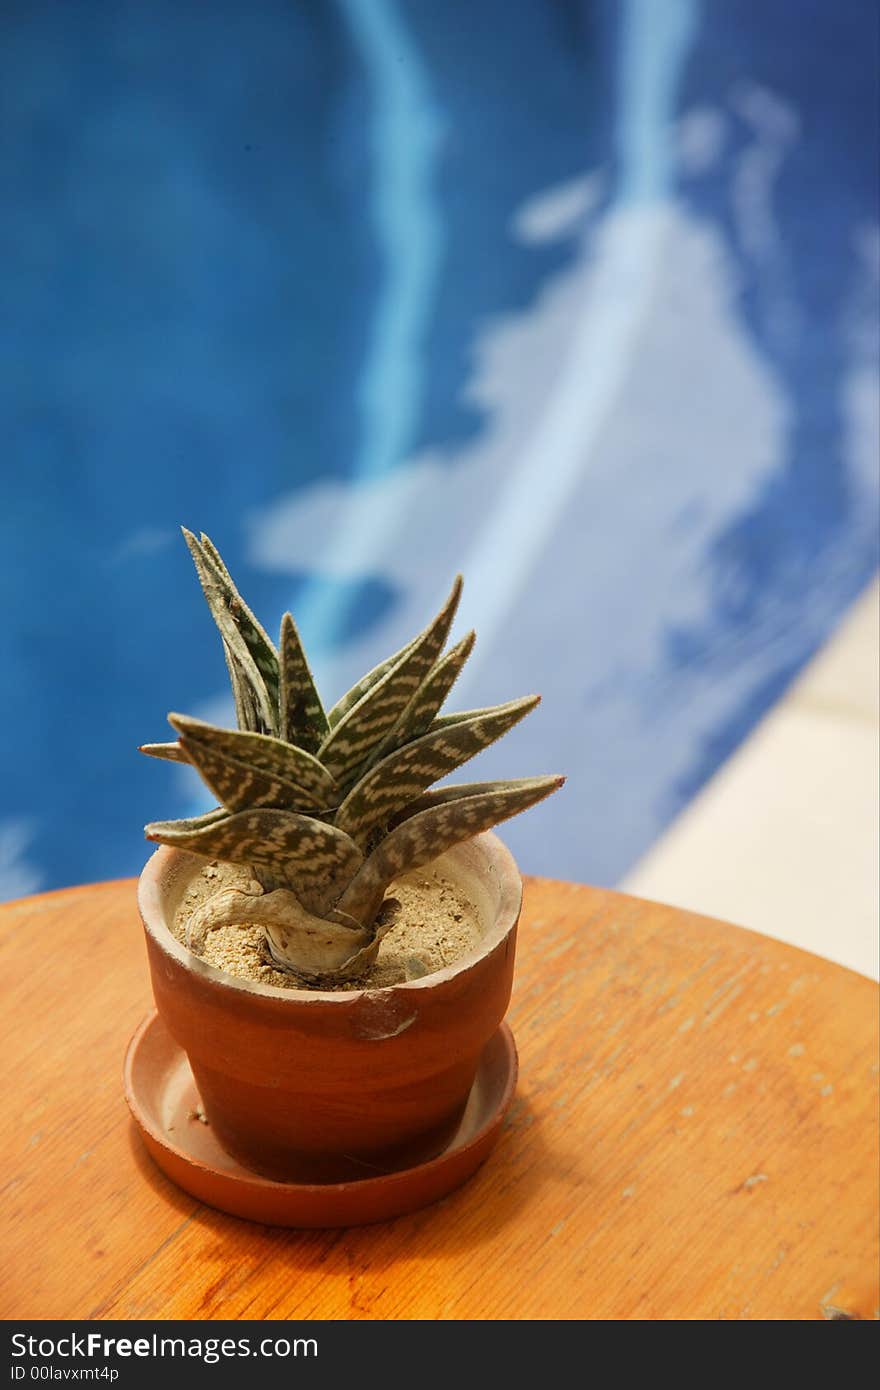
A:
[[141, 530, 563, 983]]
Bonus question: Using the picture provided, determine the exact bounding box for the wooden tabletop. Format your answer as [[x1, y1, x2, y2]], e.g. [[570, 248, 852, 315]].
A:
[[1, 876, 877, 1321]]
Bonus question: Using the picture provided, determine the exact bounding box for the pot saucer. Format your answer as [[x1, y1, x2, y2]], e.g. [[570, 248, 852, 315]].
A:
[[124, 1012, 518, 1227]]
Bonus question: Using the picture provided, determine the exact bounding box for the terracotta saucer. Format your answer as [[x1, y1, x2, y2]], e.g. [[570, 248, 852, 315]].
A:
[[124, 1011, 518, 1227]]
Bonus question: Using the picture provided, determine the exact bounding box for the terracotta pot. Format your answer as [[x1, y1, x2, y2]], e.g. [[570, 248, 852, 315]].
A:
[[137, 832, 521, 1182]]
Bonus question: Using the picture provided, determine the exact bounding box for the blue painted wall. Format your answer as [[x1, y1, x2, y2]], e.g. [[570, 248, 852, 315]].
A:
[[1, 0, 877, 896]]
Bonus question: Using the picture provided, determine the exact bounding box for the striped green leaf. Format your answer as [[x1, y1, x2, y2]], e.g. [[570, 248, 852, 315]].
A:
[[178, 734, 322, 814], [183, 529, 278, 734], [319, 576, 463, 785], [144, 806, 229, 835], [222, 640, 259, 733], [168, 713, 339, 804], [199, 536, 268, 733], [325, 575, 462, 730], [363, 629, 476, 772], [145, 807, 362, 914], [429, 700, 533, 731], [386, 776, 559, 825], [278, 612, 328, 752], [336, 775, 564, 925], [325, 640, 412, 730], [199, 533, 279, 704], [335, 695, 540, 845]]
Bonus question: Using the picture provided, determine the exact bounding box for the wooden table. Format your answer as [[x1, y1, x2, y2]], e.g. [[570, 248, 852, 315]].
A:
[[2, 877, 877, 1321]]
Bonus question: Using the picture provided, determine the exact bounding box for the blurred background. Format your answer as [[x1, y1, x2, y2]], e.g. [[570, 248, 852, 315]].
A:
[[2, 1, 878, 972]]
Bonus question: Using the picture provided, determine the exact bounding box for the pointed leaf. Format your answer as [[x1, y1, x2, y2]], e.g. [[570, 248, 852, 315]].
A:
[[386, 777, 555, 824], [145, 807, 363, 914], [335, 695, 540, 844], [168, 713, 339, 803], [221, 639, 256, 732], [199, 533, 279, 700], [139, 741, 187, 763], [325, 575, 462, 729], [144, 806, 230, 835], [319, 576, 463, 784], [326, 640, 412, 730], [363, 630, 475, 771], [201, 532, 285, 737], [430, 700, 531, 731], [178, 734, 323, 814], [278, 612, 328, 752], [198, 533, 237, 584], [336, 775, 564, 925], [183, 529, 278, 734]]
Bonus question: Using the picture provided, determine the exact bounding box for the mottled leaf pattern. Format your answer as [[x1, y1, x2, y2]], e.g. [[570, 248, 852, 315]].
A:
[[278, 612, 328, 752], [363, 630, 476, 772], [335, 696, 539, 844], [336, 775, 564, 925], [168, 713, 339, 802], [319, 576, 463, 784], [183, 530, 278, 734], [178, 734, 321, 814], [145, 808, 363, 914]]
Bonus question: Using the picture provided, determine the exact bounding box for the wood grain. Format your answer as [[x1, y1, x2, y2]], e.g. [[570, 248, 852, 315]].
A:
[[1, 876, 877, 1321]]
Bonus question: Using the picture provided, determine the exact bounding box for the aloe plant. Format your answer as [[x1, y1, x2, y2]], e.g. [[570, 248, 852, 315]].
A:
[[141, 530, 564, 983]]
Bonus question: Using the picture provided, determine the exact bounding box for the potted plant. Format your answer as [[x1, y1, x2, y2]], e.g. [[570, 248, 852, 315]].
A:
[[134, 530, 562, 1201]]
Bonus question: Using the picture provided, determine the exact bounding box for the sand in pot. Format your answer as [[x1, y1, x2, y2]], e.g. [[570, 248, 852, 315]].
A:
[[173, 860, 483, 990]]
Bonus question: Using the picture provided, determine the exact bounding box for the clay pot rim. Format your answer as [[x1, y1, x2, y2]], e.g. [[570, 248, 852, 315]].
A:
[[138, 830, 522, 1005]]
